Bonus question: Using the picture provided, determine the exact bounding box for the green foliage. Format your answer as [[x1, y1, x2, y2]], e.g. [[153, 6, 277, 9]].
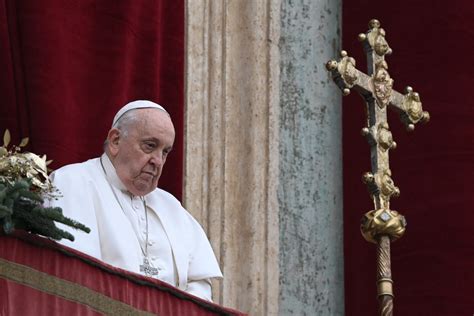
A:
[[0, 179, 90, 241]]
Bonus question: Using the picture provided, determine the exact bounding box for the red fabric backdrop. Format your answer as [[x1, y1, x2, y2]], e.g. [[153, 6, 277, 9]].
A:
[[343, 1, 474, 315], [0, 0, 184, 199]]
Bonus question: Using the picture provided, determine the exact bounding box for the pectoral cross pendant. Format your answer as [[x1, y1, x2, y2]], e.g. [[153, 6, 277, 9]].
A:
[[140, 257, 159, 277]]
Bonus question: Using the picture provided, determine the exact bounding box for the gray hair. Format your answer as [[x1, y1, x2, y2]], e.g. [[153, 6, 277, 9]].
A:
[[112, 109, 139, 136], [103, 110, 140, 150], [103, 107, 171, 151]]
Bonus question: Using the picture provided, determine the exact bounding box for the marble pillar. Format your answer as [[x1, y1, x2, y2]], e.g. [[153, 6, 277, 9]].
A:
[[184, 1, 280, 315], [184, 1, 342, 315], [279, 1, 344, 315]]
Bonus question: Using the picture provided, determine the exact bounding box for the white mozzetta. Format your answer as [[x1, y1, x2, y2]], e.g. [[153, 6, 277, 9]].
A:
[[48, 153, 222, 301]]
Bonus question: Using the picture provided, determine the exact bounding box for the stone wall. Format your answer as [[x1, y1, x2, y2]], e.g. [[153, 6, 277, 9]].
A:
[[184, 1, 343, 315], [279, 1, 343, 315]]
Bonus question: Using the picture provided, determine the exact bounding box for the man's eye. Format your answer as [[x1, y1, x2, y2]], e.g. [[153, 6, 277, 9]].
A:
[[163, 148, 172, 156], [143, 142, 156, 151]]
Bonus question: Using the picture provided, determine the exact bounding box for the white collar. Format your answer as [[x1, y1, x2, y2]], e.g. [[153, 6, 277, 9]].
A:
[[101, 153, 128, 193]]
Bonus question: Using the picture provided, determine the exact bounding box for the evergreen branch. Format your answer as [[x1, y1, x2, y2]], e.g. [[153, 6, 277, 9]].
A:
[[32, 206, 91, 233], [0, 179, 90, 241]]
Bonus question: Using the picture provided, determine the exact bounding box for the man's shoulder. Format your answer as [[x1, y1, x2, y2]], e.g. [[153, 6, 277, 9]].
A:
[[149, 188, 183, 209], [152, 187, 178, 201], [51, 158, 101, 180], [148, 188, 197, 221]]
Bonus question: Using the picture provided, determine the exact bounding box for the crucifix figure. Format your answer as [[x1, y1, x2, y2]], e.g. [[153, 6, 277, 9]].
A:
[[140, 257, 159, 277], [326, 19, 429, 316]]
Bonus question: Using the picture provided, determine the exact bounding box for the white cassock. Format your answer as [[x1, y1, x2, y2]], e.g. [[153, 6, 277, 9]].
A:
[[47, 153, 222, 300]]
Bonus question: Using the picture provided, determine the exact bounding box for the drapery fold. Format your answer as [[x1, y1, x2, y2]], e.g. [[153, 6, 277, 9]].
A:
[[0, 0, 184, 199], [0, 232, 245, 315]]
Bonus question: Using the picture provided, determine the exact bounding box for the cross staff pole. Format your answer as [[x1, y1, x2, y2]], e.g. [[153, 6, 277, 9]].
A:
[[326, 19, 429, 316]]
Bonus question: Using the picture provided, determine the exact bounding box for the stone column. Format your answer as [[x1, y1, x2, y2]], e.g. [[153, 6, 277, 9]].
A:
[[184, 1, 280, 315], [279, 1, 344, 315], [184, 1, 343, 315]]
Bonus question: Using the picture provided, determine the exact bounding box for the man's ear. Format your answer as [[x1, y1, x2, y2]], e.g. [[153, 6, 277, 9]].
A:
[[107, 128, 121, 156]]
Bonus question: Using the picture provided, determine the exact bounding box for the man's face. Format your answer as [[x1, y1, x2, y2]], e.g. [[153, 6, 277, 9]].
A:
[[107, 109, 175, 196]]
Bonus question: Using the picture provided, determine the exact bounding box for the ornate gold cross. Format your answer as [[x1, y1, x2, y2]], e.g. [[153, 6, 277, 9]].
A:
[[326, 19, 429, 316]]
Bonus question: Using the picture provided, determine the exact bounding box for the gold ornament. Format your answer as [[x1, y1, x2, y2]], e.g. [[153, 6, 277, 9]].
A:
[[373, 61, 393, 108], [0, 129, 57, 198], [361, 208, 406, 243]]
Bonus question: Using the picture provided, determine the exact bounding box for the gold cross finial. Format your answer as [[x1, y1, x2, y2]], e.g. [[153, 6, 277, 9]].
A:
[[326, 19, 430, 316]]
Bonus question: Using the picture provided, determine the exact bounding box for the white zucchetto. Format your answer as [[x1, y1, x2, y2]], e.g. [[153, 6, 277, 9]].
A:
[[112, 100, 168, 127]]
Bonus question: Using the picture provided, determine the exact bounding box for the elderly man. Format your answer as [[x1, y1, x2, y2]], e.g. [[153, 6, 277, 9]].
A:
[[49, 100, 222, 300]]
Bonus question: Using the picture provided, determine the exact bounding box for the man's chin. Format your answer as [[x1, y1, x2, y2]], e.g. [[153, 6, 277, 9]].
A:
[[131, 180, 157, 196]]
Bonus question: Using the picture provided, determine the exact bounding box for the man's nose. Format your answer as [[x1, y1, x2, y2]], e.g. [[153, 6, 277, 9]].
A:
[[149, 152, 164, 166]]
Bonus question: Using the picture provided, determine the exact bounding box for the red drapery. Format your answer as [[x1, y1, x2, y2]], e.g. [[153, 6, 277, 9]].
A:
[[343, 1, 474, 315], [0, 0, 184, 199], [0, 232, 245, 315]]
